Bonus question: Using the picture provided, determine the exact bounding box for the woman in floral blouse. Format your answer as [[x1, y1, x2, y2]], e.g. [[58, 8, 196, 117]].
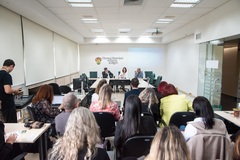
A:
[[90, 84, 120, 121], [31, 84, 60, 123]]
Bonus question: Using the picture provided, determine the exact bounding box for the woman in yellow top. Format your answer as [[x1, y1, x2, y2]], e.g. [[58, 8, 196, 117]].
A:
[[160, 84, 193, 126]]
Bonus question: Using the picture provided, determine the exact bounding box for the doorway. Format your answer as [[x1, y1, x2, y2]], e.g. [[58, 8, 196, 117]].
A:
[[221, 39, 240, 110], [198, 38, 240, 110]]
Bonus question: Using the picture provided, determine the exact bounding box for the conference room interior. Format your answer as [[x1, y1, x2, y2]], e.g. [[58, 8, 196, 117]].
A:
[[1, 0, 240, 159]]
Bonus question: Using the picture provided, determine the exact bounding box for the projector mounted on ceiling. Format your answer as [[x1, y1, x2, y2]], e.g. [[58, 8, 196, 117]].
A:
[[124, 0, 143, 5], [152, 28, 163, 36]]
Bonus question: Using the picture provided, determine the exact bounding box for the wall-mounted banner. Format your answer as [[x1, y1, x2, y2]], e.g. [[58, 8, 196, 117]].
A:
[[95, 56, 124, 65]]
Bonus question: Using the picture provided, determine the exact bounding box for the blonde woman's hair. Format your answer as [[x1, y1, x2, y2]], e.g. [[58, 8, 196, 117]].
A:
[[233, 133, 240, 160], [139, 87, 159, 110], [145, 126, 190, 160], [98, 84, 113, 109], [49, 107, 101, 160]]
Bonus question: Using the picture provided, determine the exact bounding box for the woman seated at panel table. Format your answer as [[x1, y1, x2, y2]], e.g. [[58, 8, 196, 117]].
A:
[[114, 95, 157, 159], [31, 84, 60, 123], [160, 84, 193, 126], [118, 67, 128, 92], [90, 84, 120, 121]]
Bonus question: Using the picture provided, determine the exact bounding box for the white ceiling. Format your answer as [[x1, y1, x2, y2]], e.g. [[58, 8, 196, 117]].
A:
[[0, 0, 231, 44]]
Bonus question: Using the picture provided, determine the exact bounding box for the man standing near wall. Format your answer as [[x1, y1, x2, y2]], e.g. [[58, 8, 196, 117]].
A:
[[0, 59, 22, 123]]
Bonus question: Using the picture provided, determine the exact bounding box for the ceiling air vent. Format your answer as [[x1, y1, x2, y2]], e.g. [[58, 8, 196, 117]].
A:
[[124, 0, 144, 5]]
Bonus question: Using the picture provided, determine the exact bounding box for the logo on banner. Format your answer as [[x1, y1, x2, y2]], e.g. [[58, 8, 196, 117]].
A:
[[95, 57, 102, 65]]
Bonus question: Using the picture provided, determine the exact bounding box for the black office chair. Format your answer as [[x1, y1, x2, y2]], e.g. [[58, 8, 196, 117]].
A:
[[27, 106, 37, 121], [48, 83, 61, 95], [59, 85, 71, 94], [122, 136, 154, 158], [169, 111, 195, 128], [93, 112, 116, 138], [93, 112, 116, 150], [12, 152, 28, 160]]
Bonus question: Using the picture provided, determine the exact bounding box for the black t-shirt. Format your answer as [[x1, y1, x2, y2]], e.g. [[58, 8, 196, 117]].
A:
[[0, 70, 14, 110]]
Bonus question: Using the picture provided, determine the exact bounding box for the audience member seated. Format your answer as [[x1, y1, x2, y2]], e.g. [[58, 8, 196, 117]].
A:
[[114, 95, 157, 159], [31, 84, 60, 123], [90, 84, 120, 121], [145, 125, 190, 160], [183, 96, 229, 141], [156, 81, 168, 100], [0, 121, 24, 160], [184, 96, 232, 160], [55, 93, 79, 136], [139, 87, 160, 123], [233, 132, 240, 160], [134, 68, 143, 78], [123, 78, 141, 108], [91, 79, 107, 102], [160, 84, 192, 126], [49, 107, 110, 160], [119, 67, 128, 92]]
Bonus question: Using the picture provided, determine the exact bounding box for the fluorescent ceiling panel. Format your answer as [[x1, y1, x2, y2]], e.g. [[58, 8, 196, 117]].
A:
[[66, 0, 92, 2], [174, 0, 200, 3], [170, 3, 195, 8], [69, 3, 93, 7]]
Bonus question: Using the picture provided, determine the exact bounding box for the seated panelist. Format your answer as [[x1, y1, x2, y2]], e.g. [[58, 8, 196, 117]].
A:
[[134, 68, 143, 78], [102, 67, 114, 78]]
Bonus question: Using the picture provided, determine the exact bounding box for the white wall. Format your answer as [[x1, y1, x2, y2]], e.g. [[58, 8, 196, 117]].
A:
[[166, 35, 199, 96], [195, 0, 240, 43], [79, 44, 166, 79]]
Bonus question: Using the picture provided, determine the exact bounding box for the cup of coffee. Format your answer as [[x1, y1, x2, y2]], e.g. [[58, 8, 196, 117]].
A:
[[233, 108, 240, 118]]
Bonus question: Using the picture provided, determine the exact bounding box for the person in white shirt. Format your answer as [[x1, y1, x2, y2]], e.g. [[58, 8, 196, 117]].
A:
[[118, 67, 128, 92]]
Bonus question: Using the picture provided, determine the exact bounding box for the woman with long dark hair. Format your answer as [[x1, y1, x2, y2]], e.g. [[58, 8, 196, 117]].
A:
[[183, 96, 229, 140], [114, 95, 157, 159]]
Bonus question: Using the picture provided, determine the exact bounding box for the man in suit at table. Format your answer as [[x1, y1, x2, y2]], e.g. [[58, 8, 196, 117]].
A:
[[123, 78, 141, 108], [134, 68, 143, 78], [102, 67, 118, 92], [102, 67, 114, 78], [55, 93, 79, 136]]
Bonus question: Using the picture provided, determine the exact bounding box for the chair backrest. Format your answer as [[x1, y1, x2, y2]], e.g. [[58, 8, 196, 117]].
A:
[[27, 106, 37, 121], [48, 83, 62, 95], [93, 112, 116, 138], [123, 136, 154, 158], [154, 76, 162, 87], [90, 71, 98, 78], [59, 85, 72, 94], [144, 71, 153, 78], [187, 134, 233, 160], [169, 111, 195, 128]]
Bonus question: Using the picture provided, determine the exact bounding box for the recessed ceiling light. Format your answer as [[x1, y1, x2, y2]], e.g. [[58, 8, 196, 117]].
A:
[[157, 19, 173, 22], [118, 29, 131, 33], [145, 29, 157, 33], [170, 3, 195, 8], [82, 18, 99, 23], [174, 0, 200, 3], [156, 21, 170, 23], [91, 29, 104, 33], [69, 3, 93, 7], [66, 0, 92, 2]]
